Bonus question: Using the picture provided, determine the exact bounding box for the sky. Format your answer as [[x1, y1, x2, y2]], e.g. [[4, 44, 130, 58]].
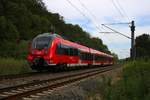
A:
[[42, 0, 150, 59]]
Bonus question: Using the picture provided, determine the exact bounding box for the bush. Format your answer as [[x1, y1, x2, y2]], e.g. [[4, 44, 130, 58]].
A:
[[0, 58, 32, 75], [0, 40, 29, 59], [102, 60, 150, 100]]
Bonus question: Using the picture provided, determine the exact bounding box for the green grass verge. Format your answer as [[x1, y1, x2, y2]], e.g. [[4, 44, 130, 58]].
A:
[[101, 60, 150, 100], [0, 58, 32, 75]]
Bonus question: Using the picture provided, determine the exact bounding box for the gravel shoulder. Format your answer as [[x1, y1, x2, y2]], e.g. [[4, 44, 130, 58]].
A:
[[0, 67, 107, 89], [36, 66, 122, 100]]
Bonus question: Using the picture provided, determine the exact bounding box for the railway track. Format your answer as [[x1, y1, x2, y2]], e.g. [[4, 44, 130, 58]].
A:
[[0, 72, 41, 80], [0, 68, 82, 80], [0, 66, 102, 80], [0, 65, 118, 100]]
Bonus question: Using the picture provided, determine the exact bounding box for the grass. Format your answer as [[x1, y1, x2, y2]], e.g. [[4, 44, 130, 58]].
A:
[[0, 58, 32, 75], [101, 59, 150, 100]]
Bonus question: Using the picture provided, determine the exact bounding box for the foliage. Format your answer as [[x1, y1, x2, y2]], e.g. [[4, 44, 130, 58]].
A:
[[135, 34, 150, 58], [0, 58, 32, 75], [102, 60, 150, 100], [111, 53, 119, 62], [0, 16, 19, 40], [0, 40, 29, 58], [0, 0, 111, 58]]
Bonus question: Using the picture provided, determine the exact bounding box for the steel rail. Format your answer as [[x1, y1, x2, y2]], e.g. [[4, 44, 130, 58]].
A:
[[0, 65, 119, 100]]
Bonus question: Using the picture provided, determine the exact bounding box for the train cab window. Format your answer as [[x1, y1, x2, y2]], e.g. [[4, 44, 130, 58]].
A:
[[32, 36, 52, 50]]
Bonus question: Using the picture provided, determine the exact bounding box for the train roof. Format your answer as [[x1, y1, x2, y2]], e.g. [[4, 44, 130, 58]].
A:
[[35, 33, 113, 58], [90, 48, 113, 58], [59, 37, 90, 53], [35, 33, 63, 39]]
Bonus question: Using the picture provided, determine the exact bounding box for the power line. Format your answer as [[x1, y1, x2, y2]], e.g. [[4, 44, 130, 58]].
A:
[[77, 0, 116, 43], [102, 22, 130, 25], [77, 0, 102, 31], [78, 0, 98, 24], [116, 0, 130, 21], [66, 0, 121, 44], [111, 0, 125, 17], [78, 0, 115, 42], [101, 24, 131, 39], [110, 0, 129, 21], [66, 0, 113, 44], [66, 0, 102, 32], [99, 32, 117, 34], [65, 0, 91, 24], [100, 25, 121, 43]]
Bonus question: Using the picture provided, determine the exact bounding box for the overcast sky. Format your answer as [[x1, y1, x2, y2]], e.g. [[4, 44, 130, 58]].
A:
[[42, 0, 150, 59]]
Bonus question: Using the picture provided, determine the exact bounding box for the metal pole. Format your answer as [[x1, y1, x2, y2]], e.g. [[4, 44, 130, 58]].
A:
[[130, 21, 135, 59]]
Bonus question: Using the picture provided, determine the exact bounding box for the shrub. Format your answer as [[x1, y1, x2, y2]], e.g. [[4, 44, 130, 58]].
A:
[[102, 60, 150, 100], [0, 58, 32, 75]]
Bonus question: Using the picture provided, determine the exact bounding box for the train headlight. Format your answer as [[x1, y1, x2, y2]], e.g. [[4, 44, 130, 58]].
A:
[[44, 50, 48, 55], [32, 51, 34, 54], [50, 60, 53, 63], [44, 48, 48, 55]]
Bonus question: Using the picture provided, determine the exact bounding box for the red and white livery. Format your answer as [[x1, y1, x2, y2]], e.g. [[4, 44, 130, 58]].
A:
[[27, 33, 114, 71]]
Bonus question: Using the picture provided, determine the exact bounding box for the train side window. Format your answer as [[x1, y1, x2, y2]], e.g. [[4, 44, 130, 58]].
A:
[[69, 48, 73, 56], [80, 52, 84, 60], [73, 48, 79, 56], [61, 44, 69, 55], [56, 43, 62, 54], [69, 48, 78, 56], [80, 52, 89, 60]]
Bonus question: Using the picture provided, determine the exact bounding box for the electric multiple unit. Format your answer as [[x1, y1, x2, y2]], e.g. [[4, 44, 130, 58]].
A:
[[27, 33, 114, 71]]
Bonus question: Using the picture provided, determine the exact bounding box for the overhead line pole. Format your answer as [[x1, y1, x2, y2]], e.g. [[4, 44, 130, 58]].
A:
[[101, 20, 136, 59], [130, 21, 135, 59]]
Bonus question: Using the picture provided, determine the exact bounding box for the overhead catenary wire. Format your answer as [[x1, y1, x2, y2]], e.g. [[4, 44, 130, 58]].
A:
[[66, 0, 128, 44], [116, 0, 130, 21], [102, 22, 130, 25], [66, 0, 111, 43], [77, 0, 99, 25], [77, 0, 117, 43], [65, 0, 90, 23], [101, 24, 131, 39], [111, 0, 125, 17], [66, 0, 131, 58], [78, 0, 105, 32], [66, 0, 102, 32], [110, 0, 129, 21]]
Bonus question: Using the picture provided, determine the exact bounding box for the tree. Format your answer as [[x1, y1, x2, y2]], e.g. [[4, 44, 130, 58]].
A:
[[0, 16, 19, 40], [0, 0, 111, 58], [135, 34, 150, 58]]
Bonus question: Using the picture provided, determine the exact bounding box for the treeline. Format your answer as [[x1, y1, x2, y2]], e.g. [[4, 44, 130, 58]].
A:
[[0, 0, 110, 58], [135, 34, 150, 58]]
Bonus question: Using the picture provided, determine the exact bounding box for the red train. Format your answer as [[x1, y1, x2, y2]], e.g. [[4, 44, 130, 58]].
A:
[[27, 33, 114, 71]]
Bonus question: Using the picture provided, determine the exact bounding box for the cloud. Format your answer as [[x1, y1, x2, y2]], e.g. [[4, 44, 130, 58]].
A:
[[43, 0, 150, 59]]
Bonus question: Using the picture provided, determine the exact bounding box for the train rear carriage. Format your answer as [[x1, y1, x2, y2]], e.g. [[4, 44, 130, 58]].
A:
[[90, 49, 114, 66]]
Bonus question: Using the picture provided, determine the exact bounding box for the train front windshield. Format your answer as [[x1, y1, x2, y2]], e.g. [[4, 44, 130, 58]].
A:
[[32, 36, 52, 50]]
